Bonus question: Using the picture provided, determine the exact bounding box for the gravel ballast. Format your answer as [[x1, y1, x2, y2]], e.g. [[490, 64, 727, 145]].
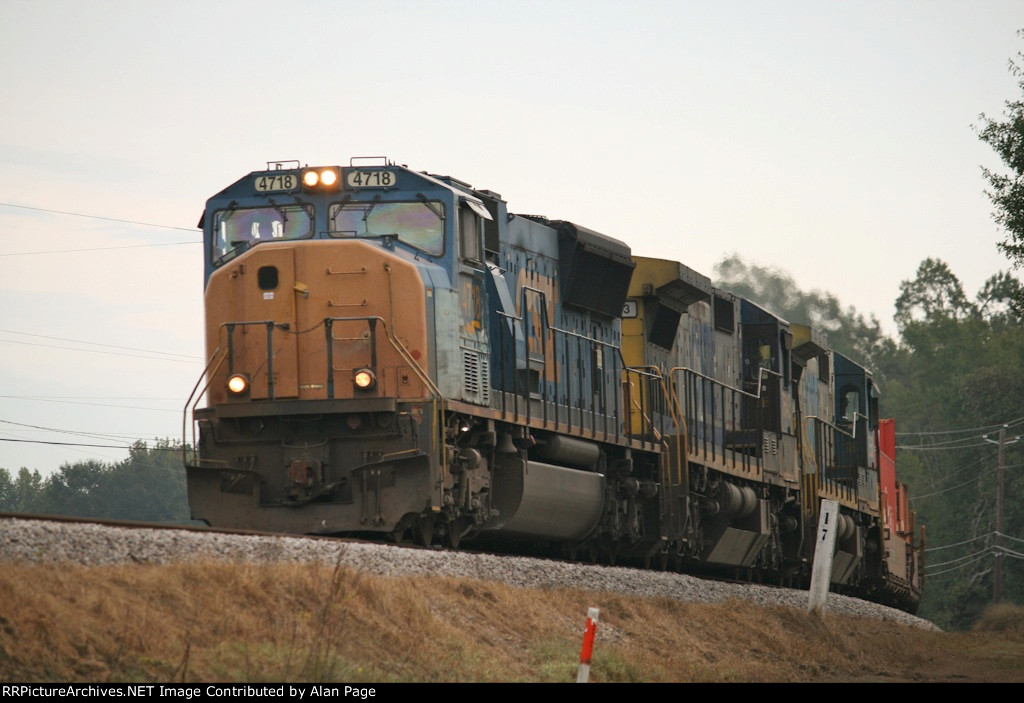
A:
[[0, 517, 938, 631]]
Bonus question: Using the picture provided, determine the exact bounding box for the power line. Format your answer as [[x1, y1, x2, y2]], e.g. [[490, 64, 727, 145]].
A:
[[0, 421, 188, 464], [925, 533, 994, 553], [0, 438, 140, 449], [0, 418, 167, 442], [0, 201, 197, 233], [898, 440, 995, 451], [999, 545, 1024, 560], [3, 429, 177, 441], [0, 330, 201, 360], [1, 395, 182, 400], [0, 241, 200, 257], [926, 546, 996, 569], [922, 530, 1024, 556], [911, 468, 999, 500], [926, 547, 1024, 575], [898, 432, 1005, 448], [0, 396, 182, 413], [0, 339, 203, 364], [925, 551, 1023, 578], [926, 553, 995, 578], [909, 451, 992, 489], [896, 416, 1024, 436], [0, 437, 181, 453]]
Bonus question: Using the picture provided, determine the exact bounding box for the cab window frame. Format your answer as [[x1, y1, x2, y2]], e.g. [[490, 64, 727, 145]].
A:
[[210, 203, 315, 267], [327, 199, 447, 258]]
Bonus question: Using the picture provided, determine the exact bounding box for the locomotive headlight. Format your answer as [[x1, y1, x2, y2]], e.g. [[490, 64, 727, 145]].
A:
[[353, 368, 376, 390], [319, 169, 338, 186], [301, 167, 341, 190], [227, 373, 250, 395]]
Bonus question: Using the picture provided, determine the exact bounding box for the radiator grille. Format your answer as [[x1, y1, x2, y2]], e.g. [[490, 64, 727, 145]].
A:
[[462, 349, 490, 405]]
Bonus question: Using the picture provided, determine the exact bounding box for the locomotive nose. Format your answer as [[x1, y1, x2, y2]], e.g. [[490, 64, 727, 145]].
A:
[[203, 239, 429, 405]]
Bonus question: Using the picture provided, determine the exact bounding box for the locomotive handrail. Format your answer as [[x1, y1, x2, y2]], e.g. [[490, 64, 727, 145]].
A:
[[617, 359, 668, 447], [183, 318, 294, 467], [669, 364, 783, 400], [223, 320, 281, 399], [514, 284, 627, 438], [324, 314, 446, 467], [805, 412, 871, 441], [184, 317, 294, 465], [667, 365, 784, 475], [628, 365, 686, 487], [496, 294, 673, 446], [802, 414, 877, 509], [799, 413, 821, 517], [518, 285, 550, 427], [496, 294, 639, 442], [182, 344, 229, 468]]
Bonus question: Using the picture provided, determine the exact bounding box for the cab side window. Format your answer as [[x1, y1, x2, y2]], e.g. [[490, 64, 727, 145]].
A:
[[459, 206, 481, 264]]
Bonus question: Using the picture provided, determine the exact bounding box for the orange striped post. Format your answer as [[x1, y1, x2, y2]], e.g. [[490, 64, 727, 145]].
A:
[[576, 607, 600, 683]]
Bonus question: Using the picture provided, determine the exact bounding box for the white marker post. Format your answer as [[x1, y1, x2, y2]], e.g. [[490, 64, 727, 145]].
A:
[[576, 607, 600, 683], [807, 499, 840, 614]]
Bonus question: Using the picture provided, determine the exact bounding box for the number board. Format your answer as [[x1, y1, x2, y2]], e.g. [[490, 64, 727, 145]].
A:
[[254, 174, 298, 192], [346, 170, 396, 188], [622, 299, 638, 318]]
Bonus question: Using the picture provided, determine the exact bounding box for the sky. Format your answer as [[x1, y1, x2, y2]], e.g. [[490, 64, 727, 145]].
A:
[[1, 0, 1022, 475]]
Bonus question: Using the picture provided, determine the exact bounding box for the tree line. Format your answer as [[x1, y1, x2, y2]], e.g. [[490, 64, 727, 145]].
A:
[[0, 439, 191, 524]]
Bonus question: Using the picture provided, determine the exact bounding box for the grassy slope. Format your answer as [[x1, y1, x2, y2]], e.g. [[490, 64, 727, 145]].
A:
[[0, 562, 1021, 683]]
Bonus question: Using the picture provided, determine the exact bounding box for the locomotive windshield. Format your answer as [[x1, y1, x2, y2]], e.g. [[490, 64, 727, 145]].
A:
[[329, 200, 445, 257], [212, 204, 314, 265]]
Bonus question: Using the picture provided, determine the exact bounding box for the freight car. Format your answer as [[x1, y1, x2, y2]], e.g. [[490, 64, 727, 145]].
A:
[[184, 158, 923, 612]]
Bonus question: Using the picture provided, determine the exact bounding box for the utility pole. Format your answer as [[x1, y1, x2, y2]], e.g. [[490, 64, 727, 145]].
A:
[[984, 426, 1020, 604], [995, 426, 1005, 603]]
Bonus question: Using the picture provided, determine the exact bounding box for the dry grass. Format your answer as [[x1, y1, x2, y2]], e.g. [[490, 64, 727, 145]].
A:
[[972, 603, 1024, 636], [0, 560, 1021, 683]]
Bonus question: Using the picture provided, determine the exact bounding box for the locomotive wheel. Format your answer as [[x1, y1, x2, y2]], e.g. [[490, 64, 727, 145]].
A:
[[388, 514, 417, 545], [445, 518, 469, 549], [413, 515, 435, 547]]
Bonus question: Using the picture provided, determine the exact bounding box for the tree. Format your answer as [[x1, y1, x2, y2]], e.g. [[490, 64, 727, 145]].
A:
[[0, 440, 192, 523], [893, 258, 975, 330], [977, 29, 1024, 313], [0, 467, 46, 513], [886, 260, 1024, 629], [976, 271, 1024, 323]]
